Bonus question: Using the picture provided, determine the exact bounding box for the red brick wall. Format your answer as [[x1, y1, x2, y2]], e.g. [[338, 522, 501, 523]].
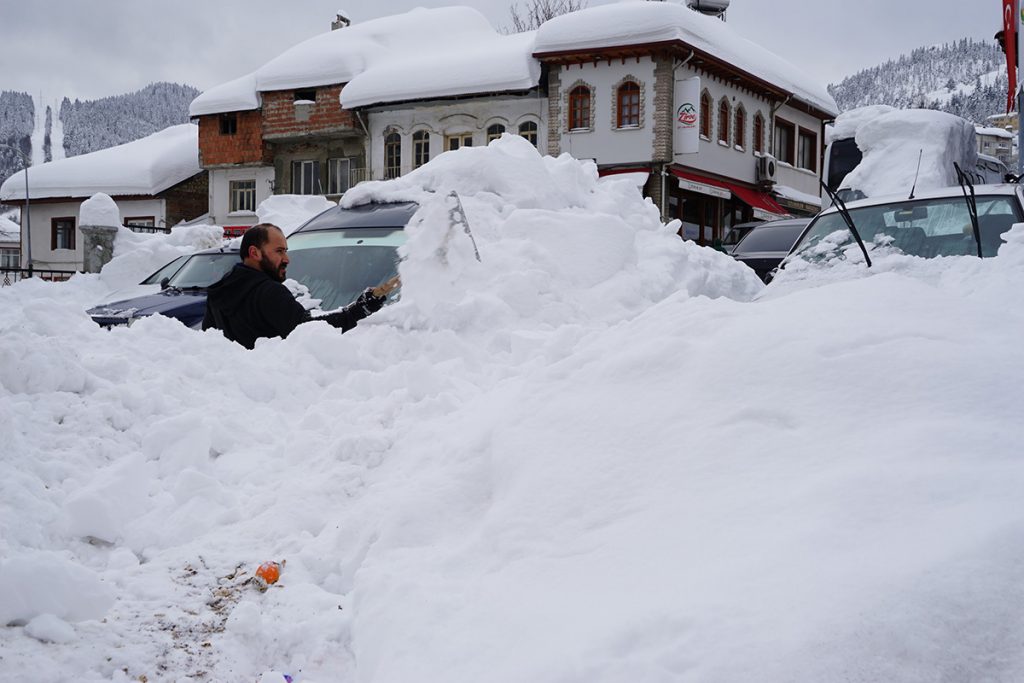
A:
[[261, 84, 359, 138], [197, 111, 270, 166]]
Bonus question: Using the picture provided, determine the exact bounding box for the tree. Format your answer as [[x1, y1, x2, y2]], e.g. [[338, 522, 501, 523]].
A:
[[507, 0, 586, 33]]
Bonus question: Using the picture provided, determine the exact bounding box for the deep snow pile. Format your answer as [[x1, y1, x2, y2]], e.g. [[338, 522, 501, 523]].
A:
[[2, 137, 1024, 682]]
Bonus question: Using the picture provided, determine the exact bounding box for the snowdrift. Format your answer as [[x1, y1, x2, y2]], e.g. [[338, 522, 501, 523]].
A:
[[1, 137, 1023, 682]]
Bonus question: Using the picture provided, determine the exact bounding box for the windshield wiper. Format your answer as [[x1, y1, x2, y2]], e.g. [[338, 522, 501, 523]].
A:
[[819, 179, 872, 267], [953, 162, 983, 258]]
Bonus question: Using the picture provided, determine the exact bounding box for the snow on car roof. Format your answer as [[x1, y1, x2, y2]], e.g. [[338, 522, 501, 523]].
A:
[[822, 183, 1021, 214], [533, 1, 837, 116], [0, 124, 201, 202]]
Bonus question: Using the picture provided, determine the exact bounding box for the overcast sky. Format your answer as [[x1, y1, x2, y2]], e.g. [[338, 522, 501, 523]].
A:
[[0, 0, 1003, 103]]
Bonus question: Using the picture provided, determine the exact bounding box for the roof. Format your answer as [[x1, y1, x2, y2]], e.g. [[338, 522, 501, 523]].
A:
[[190, 7, 539, 116], [533, 2, 837, 117], [0, 215, 19, 243], [976, 126, 1014, 139], [0, 124, 201, 202]]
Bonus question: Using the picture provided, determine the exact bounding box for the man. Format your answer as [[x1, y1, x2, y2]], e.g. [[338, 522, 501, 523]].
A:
[[203, 223, 399, 349]]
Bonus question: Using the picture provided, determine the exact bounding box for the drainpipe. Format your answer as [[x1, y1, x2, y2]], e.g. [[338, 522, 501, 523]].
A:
[[663, 51, 696, 222], [355, 110, 372, 181]]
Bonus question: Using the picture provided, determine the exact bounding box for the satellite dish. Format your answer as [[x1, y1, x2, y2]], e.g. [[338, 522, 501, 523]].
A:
[[686, 0, 730, 17]]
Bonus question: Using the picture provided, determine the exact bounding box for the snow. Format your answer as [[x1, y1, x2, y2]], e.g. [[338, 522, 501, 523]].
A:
[[840, 108, 978, 197], [825, 104, 894, 143], [79, 193, 120, 227], [976, 125, 1014, 139], [188, 73, 261, 117], [0, 124, 201, 202], [24, 614, 76, 644], [773, 184, 821, 207], [256, 194, 336, 236], [533, 1, 837, 116], [2, 135, 1024, 681], [0, 214, 19, 243]]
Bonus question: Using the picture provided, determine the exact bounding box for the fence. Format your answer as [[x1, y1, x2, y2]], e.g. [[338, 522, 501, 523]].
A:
[[1, 267, 79, 287], [125, 224, 171, 235]]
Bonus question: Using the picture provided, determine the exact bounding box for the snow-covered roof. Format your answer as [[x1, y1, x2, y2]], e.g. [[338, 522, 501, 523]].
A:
[[976, 126, 1014, 139], [190, 7, 538, 116], [0, 215, 20, 243], [533, 1, 838, 117], [0, 124, 201, 202]]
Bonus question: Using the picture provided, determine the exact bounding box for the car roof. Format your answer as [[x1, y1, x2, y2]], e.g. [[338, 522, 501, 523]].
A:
[[292, 201, 420, 234], [823, 183, 1020, 215]]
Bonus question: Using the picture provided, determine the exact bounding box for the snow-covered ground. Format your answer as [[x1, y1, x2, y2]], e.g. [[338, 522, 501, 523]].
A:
[[2, 136, 1023, 682]]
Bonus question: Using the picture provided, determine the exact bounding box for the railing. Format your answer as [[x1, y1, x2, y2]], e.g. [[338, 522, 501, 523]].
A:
[[126, 224, 171, 235], [1, 267, 79, 287]]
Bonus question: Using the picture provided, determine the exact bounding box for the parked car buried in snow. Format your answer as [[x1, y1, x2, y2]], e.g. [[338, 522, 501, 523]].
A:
[[87, 246, 239, 328], [730, 217, 811, 283]]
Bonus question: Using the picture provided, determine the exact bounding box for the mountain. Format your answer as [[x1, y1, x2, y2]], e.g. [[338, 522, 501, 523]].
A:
[[828, 38, 1009, 123], [0, 82, 199, 191]]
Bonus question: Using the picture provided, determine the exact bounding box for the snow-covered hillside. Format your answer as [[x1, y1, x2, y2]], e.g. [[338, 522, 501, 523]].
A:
[[2, 137, 1023, 682], [830, 38, 1008, 122]]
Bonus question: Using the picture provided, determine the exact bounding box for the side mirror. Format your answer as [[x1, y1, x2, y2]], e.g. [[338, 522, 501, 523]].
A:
[[160, 277, 170, 290]]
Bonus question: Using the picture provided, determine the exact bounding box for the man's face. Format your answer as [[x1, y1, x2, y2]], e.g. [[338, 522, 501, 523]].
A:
[[254, 229, 289, 282]]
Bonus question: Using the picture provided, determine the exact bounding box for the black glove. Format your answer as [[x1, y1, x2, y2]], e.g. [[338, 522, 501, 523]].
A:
[[354, 288, 386, 315]]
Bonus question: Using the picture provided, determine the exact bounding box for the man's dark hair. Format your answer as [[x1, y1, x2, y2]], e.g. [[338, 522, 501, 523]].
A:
[[240, 223, 282, 260]]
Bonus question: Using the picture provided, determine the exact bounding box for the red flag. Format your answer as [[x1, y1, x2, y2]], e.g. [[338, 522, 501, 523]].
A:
[[1004, 0, 1017, 112]]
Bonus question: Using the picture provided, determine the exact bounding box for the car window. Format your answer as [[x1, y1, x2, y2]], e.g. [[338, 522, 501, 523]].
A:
[[141, 255, 188, 285], [166, 253, 239, 288], [287, 228, 405, 310], [734, 223, 807, 253]]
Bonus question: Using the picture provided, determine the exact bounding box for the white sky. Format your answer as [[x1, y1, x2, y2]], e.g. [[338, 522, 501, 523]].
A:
[[0, 0, 1003, 102]]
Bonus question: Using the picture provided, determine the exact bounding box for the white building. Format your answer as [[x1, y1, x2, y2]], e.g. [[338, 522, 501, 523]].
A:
[[0, 214, 20, 272], [0, 125, 207, 271], [976, 125, 1014, 166]]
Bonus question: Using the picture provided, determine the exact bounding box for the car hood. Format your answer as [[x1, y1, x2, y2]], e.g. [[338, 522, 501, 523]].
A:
[[88, 289, 208, 320], [93, 284, 161, 306]]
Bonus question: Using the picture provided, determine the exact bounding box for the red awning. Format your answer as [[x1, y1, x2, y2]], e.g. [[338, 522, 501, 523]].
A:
[[670, 168, 789, 217]]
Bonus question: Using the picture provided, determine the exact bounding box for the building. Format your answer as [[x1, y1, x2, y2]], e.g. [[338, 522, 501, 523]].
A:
[[0, 215, 20, 271], [533, 2, 837, 245], [976, 125, 1014, 166], [0, 124, 207, 271]]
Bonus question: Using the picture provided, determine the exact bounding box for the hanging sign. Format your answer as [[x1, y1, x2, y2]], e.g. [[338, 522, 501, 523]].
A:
[[673, 76, 700, 155]]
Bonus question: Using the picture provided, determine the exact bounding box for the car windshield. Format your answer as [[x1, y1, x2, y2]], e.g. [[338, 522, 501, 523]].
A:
[[166, 253, 239, 288], [286, 228, 404, 310], [791, 194, 1022, 261], [722, 226, 753, 250], [141, 255, 188, 285], [734, 223, 808, 254]]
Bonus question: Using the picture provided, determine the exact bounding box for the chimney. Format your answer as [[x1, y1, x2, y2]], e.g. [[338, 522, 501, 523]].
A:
[[332, 10, 351, 30]]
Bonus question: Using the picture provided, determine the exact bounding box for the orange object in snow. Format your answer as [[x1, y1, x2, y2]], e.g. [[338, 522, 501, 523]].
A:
[[254, 561, 282, 589]]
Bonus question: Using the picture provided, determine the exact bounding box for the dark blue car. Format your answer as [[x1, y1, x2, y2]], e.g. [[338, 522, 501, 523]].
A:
[[88, 247, 239, 329]]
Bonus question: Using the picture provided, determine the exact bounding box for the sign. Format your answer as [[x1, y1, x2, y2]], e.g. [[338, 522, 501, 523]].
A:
[[677, 177, 730, 199], [673, 76, 700, 155]]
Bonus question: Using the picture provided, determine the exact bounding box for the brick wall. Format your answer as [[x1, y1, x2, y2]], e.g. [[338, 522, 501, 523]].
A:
[[546, 67, 561, 156], [651, 55, 673, 164], [162, 172, 210, 225], [262, 84, 360, 139], [197, 111, 270, 166]]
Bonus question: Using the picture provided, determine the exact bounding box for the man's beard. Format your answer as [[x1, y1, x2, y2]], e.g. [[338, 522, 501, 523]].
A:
[[258, 253, 286, 282]]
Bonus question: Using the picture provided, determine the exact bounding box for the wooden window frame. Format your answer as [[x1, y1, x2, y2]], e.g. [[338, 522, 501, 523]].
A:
[[773, 117, 796, 165], [444, 133, 473, 151], [699, 90, 711, 139], [51, 216, 76, 251], [486, 124, 506, 142], [0, 247, 19, 269], [717, 98, 731, 145], [518, 121, 538, 147], [291, 159, 321, 194], [412, 131, 430, 168], [124, 216, 156, 227], [753, 112, 765, 154], [568, 85, 591, 131], [797, 127, 818, 172], [384, 132, 402, 179], [616, 81, 641, 128], [229, 179, 257, 213], [219, 113, 237, 135], [734, 106, 746, 150]]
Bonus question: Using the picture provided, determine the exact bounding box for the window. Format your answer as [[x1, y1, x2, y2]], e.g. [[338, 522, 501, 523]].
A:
[[384, 132, 401, 179], [291, 160, 321, 194], [718, 98, 730, 145], [617, 81, 641, 128], [700, 90, 711, 138], [229, 179, 256, 212], [797, 128, 818, 171], [773, 118, 795, 165], [445, 133, 473, 151], [753, 112, 765, 154], [413, 131, 430, 168], [219, 113, 237, 135], [294, 88, 317, 103], [519, 121, 538, 147], [486, 124, 506, 142], [734, 106, 746, 149], [328, 159, 351, 195], [568, 85, 591, 130], [51, 217, 75, 250], [124, 216, 156, 227], [1, 248, 19, 269]]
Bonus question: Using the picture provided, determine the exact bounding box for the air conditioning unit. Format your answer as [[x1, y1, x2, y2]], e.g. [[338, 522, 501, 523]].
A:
[[756, 154, 777, 184]]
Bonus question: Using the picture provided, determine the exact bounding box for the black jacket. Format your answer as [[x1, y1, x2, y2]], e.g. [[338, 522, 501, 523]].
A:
[[202, 263, 384, 349]]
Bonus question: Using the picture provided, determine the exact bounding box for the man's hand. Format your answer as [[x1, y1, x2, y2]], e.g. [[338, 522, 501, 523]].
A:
[[372, 275, 401, 298]]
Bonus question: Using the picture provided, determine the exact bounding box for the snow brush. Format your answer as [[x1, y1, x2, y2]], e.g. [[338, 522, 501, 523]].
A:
[[445, 190, 482, 263]]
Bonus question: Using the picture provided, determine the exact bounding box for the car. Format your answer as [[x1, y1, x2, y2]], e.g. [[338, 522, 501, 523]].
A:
[[721, 221, 760, 254], [780, 183, 1023, 272], [730, 217, 811, 283], [87, 246, 239, 328], [285, 201, 418, 311]]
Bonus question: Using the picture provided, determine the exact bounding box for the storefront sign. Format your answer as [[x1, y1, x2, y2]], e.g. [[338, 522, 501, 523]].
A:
[[673, 76, 700, 155], [677, 177, 730, 199]]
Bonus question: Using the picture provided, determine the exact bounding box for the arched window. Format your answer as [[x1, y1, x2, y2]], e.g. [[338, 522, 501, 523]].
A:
[[700, 90, 711, 138], [384, 132, 401, 179], [718, 98, 730, 145], [753, 112, 765, 154], [519, 120, 538, 147], [569, 85, 591, 130], [617, 81, 641, 128], [734, 105, 746, 150], [487, 124, 506, 142], [412, 130, 430, 169]]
